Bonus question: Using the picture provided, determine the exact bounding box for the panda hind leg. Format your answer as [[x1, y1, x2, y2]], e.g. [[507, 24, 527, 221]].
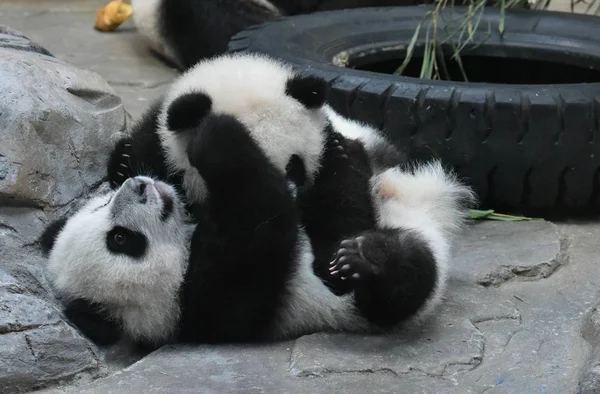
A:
[[328, 228, 439, 328]]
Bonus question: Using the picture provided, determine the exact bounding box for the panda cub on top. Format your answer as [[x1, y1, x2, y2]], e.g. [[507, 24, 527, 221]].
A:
[[41, 53, 473, 347]]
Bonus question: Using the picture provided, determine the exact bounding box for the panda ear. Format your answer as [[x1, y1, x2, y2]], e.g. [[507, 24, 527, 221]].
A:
[[40, 217, 69, 256], [166, 92, 212, 132], [285, 75, 327, 109]]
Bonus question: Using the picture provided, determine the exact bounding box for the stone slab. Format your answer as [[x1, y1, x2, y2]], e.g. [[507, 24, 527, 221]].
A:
[[40, 220, 600, 394]]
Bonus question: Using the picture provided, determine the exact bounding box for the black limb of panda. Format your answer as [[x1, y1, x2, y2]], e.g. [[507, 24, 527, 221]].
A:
[[40, 53, 474, 347]]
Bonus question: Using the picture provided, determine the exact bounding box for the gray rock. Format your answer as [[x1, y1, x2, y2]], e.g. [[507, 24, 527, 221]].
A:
[[0, 273, 100, 394], [0, 26, 127, 393], [0, 44, 126, 207]]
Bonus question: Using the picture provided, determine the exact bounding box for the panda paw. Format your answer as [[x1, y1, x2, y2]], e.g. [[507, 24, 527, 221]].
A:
[[329, 236, 382, 283], [326, 133, 372, 176], [108, 139, 135, 189], [331, 136, 349, 160]]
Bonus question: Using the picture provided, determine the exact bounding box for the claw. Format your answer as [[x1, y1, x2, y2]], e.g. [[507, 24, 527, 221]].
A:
[[331, 270, 339, 276]]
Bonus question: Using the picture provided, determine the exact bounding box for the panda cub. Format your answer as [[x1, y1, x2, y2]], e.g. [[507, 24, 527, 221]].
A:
[[131, 0, 417, 70], [41, 53, 473, 347]]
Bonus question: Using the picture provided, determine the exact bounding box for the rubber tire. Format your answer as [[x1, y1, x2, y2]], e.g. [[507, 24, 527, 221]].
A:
[[228, 6, 600, 215]]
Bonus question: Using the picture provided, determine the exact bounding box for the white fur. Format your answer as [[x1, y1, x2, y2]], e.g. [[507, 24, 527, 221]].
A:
[[157, 53, 328, 203], [271, 231, 370, 338], [273, 159, 473, 333], [131, 0, 181, 68], [323, 107, 474, 321], [369, 161, 474, 320], [274, 108, 473, 331], [47, 177, 193, 344], [323, 104, 387, 154]]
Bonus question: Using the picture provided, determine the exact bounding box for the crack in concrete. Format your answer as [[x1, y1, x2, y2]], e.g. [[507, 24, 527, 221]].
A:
[[478, 228, 570, 287]]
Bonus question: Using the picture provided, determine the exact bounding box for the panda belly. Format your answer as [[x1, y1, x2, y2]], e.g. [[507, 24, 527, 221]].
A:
[[269, 230, 371, 339]]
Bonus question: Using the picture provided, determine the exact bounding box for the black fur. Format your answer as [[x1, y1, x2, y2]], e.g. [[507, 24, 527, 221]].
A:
[[40, 216, 68, 256], [159, 0, 282, 70], [106, 226, 148, 259], [175, 113, 299, 343], [166, 92, 212, 132], [155, 0, 420, 70], [330, 229, 437, 327], [107, 102, 184, 193], [285, 75, 327, 109], [298, 128, 438, 326], [298, 127, 377, 294], [63, 299, 121, 346]]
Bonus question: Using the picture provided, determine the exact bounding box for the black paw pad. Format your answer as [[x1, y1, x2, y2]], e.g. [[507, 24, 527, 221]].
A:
[[329, 236, 378, 282], [332, 138, 349, 160]]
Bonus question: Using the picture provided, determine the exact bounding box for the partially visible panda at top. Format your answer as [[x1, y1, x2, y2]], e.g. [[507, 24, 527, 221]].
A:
[[40, 53, 474, 347], [131, 0, 424, 70]]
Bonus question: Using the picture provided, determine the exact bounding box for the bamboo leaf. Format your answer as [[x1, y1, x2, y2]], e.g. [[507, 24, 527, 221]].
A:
[[420, 25, 433, 79], [393, 15, 428, 76], [469, 209, 494, 219], [499, 0, 506, 36], [469, 209, 541, 221]]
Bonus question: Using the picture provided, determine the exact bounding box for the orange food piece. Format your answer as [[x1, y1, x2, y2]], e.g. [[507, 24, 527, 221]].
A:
[[94, 0, 133, 32]]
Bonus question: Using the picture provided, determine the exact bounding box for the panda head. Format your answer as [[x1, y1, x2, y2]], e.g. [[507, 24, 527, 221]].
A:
[[41, 176, 193, 344], [156, 52, 329, 203]]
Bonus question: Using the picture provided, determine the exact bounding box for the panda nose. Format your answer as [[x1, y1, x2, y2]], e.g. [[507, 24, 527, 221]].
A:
[[130, 177, 148, 196]]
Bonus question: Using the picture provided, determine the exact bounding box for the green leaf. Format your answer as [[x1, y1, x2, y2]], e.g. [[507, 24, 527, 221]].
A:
[[393, 14, 428, 76], [499, 0, 506, 36], [469, 209, 542, 221], [469, 209, 495, 219]]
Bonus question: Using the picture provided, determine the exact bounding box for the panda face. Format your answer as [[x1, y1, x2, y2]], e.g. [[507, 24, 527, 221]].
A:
[[156, 53, 329, 203], [46, 176, 193, 343]]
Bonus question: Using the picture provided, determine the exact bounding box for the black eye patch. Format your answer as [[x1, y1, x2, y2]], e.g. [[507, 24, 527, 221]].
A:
[[106, 226, 147, 259]]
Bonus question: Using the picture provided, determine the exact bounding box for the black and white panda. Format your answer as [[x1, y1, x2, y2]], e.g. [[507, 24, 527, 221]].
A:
[[40, 53, 474, 347], [130, 0, 420, 70]]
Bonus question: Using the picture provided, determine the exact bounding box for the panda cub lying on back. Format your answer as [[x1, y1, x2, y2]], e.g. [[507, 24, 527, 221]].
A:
[[41, 54, 474, 347]]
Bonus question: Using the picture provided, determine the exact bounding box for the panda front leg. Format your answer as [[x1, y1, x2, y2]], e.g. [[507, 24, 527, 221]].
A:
[[167, 100, 299, 341]]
